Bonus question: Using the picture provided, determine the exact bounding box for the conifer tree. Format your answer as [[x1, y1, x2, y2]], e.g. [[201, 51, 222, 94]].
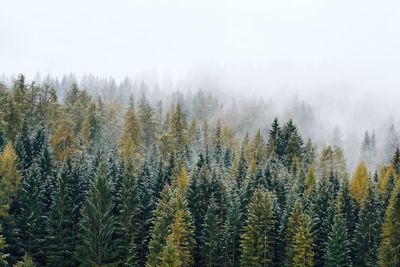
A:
[[119, 100, 141, 159], [161, 210, 195, 267], [378, 178, 400, 266], [325, 214, 352, 267], [46, 159, 86, 267], [392, 147, 400, 175], [77, 160, 116, 266], [50, 116, 77, 161], [267, 118, 281, 158], [223, 189, 242, 267], [0, 226, 7, 267], [160, 235, 182, 267], [285, 202, 304, 266], [311, 176, 335, 267], [350, 161, 369, 206], [14, 163, 47, 264], [0, 128, 5, 153], [240, 188, 276, 267], [201, 197, 223, 267], [291, 214, 314, 267], [0, 142, 21, 219], [353, 184, 380, 267], [82, 102, 103, 147], [14, 253, 35, 267], [138, 94, 158, 150]]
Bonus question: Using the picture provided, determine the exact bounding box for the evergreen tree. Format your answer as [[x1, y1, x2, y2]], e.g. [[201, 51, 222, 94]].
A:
[[291, 214, 314, 267], [46, 159, 86, 267], [350, 161, 370, 207], [311, 176, 335, 267], [201, 197, 223, 267], [160, 235, 182, 267], [353, 184, 380, 267], [119, 100, 141, 159], [0, 142, 21, 219], [138, 94, 158, 150], [0, 226, 7, 267], [161, 210, 195, 267], [14, 253, 35, 267], [392, 147, 400, 175], [325, 215, 352, 267], [0, 128, 5, 153], [378, 178, 400, 266], [240, 188, 276, 267], [223, 189, 242, 267], [14, 163, 47, 264], [82, 102, 103, 147], [77, 160, 116, 266]]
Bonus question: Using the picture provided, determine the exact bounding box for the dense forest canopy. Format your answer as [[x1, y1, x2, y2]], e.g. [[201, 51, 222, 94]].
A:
[[0, 74, 399, 266]]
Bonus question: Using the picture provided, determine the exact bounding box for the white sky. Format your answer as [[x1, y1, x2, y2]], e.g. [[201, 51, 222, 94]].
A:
[[1, 0, 400, 81]]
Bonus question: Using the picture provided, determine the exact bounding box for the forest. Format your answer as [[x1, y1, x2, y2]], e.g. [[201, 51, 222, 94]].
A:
[[0, 74, 399, 267]]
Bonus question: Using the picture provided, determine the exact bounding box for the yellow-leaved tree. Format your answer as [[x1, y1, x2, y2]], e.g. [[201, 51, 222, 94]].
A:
[[0, 142, 21, 219], [350, 161, 370, 206]]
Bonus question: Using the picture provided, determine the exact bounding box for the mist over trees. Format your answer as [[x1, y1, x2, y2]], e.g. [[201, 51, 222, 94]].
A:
[[0, 74, 399, 266]]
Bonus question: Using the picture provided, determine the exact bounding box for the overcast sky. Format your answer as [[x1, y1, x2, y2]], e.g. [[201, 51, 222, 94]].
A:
[[1, 0, 400, 79]]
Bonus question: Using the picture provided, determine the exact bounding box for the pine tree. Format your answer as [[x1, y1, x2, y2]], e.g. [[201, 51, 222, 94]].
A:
[[285, 202, 304, 266], [14, 121, 33, 173], [240, 188, 276, 267], [353, 184, 380, 267], [378, 178, 400, 266], [350, 161, 370, 207], [325, 215, 352, 267], [291, 214, 314, 267], [82, 102, 103, 147], [46, 159, 86, 267], [138, 94, 158, 150], [392, 147, 400, 175], [160, 235, 182, 267], [14, 163, 47, 264], [0, 226, 8, 267], [14, 253, 35, 267], [119, 100, 141, 159], [147, 167, 194, 267], [336, 179, 357, 263], [50, 116, 77, 161], [169, 103, 188, 160], [161, 210, 195, 267], [201, 197, 223, 267], [310, 176, 335, 267], [0, 128, 6, 153], [267, 118, 281, 158], [0, 142, 21, 219], [77, 160, 116, 266]]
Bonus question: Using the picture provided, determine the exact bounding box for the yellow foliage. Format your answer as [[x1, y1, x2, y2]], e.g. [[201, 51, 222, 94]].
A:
[[350, 161, 370, 206], [378, 165, 398, 196], [0, 142, 21, 219], [174, 166, 189, 192], [51, 117, 78, 161], [305, 165, 316, 197]]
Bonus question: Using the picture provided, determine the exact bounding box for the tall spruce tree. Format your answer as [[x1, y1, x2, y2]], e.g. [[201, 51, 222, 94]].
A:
[[240, 188, 276, 267], [325, 214, 352, 267], [77, 160, 116, 266], [378, 178, 400, 266]]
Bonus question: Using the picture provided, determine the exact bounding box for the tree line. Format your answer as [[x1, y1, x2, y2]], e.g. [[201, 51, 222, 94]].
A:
[[0, 75, 399, 266]]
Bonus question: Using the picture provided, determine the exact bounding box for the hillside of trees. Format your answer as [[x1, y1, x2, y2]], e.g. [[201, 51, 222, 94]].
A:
[[0, 74, 399, 266]]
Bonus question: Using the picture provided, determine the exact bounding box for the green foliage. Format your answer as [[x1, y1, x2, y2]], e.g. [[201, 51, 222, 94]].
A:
[[325, 215, 352, 267], [77, 160, 116, 266], [378, 178, 400, 267], [240, 188, 276, 267]]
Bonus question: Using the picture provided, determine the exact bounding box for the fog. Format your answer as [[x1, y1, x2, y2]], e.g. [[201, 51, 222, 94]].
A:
[[2, 0, 400, 170]]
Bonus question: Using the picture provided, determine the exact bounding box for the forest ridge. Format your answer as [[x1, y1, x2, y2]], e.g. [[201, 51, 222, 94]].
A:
[[0, 74, 399, 266]]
